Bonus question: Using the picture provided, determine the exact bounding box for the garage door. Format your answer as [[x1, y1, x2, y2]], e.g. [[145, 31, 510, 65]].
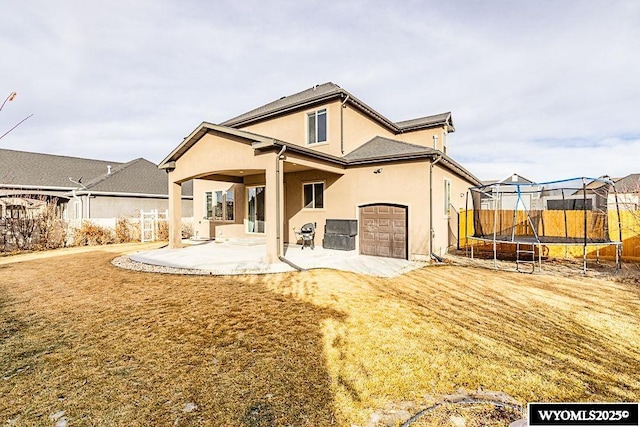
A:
[[359, 204, 407, 259]]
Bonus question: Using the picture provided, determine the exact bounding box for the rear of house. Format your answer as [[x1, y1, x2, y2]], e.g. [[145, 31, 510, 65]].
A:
[[161, 83, 479, 263]]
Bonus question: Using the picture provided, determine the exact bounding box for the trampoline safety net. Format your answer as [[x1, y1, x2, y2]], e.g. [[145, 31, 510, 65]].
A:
[[468, 177, 620, 245]]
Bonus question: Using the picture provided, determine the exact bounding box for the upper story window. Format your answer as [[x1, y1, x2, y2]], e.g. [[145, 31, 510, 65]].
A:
[[307, 109, 327, 145]]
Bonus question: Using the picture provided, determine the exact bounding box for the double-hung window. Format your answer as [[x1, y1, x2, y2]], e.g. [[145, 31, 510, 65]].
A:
[[303, 182, 324, 209], [307, 109, 327, 145]]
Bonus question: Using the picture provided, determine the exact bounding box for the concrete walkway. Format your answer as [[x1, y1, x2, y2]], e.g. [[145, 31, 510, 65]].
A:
[[129, 240, 426, 277]]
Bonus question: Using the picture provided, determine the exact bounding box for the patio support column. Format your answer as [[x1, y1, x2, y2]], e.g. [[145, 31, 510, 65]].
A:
[[168, 179, 183, 249], [265, 154, 283, 263]]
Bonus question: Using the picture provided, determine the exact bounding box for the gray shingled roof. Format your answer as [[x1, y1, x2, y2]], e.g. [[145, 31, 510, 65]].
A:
[[82, 158, 195, 196], [221, 82, 454, 133], [0, 148, 192, 197], [222, 83, 344, 127], [395, 112, 453, 131], [614, 173, 640, 193], [344, 136, 438, 161], [0, 148, 123, 188]]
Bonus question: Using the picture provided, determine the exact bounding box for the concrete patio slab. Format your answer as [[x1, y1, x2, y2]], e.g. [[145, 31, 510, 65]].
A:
[[128, 240, 426, 277]]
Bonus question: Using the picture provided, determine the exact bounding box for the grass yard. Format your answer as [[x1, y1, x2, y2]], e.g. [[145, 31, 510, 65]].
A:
[[1, 245, 639, 426]]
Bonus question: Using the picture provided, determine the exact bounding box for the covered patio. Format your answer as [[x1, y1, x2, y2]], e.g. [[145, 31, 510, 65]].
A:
[[128, 240, 424, 277]]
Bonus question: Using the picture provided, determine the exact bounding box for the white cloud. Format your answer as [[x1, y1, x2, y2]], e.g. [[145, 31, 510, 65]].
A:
[[1, 0, 639, 181]]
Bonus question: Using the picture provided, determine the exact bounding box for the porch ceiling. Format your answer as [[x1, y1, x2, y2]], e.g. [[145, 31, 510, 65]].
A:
[[283, 162, 314, 173], [198, 169, 264, 182]]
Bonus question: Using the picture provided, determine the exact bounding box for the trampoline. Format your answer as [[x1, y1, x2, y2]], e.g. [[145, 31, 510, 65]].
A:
[[465, 176, 623, 273]]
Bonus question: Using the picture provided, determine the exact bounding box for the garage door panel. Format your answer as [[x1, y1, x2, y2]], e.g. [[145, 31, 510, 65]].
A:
[[377, 232, 390, 241], [377, 246, 391, 256], [362, 218, 377, 228], [359, 204, 407, 259]]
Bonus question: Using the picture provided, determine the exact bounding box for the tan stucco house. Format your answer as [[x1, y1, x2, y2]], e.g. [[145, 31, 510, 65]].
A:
[[160, 82, 479, 263]]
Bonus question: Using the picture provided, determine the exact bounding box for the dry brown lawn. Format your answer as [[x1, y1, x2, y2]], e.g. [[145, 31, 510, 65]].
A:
[[1, 245, 639, 426]]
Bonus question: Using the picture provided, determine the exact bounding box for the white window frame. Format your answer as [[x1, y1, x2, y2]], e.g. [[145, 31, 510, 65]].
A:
[[444, 178, 452, 217], [204, 190, 234, 222], [306, 108, 328, 145], [225, 190, 234, 221], [302, 181, 325, 209], [214, 191, 224, 221], [247, 185, 266, 234]]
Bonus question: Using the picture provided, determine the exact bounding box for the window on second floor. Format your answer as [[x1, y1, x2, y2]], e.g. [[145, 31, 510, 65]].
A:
[[307, 109, 327, 145]]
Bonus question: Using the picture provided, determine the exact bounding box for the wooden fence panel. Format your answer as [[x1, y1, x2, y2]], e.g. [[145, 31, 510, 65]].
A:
[[459, 209, 640, 260]]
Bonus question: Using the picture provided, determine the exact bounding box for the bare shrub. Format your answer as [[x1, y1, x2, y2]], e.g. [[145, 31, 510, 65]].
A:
[[35, 200, 66, 250], [115, 217, 140, 243], [156, 220, 169, 241], [73, 221, 115, 246], [181, 222, 193, 239], [5, 216, 37, 251]]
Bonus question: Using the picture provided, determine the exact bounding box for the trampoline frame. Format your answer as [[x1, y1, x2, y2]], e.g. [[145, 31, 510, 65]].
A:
[[465, 177, 623, 273]]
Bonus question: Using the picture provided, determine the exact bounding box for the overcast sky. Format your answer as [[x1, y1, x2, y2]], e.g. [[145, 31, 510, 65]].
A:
[[1, 0, 639, 181]]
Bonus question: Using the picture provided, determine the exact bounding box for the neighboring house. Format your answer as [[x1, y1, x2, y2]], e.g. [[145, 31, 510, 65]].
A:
[[609, 174, 640, 210], [160, 82, 480, 262], [477, 173, 542, 211], [0, 148, 193, 221]]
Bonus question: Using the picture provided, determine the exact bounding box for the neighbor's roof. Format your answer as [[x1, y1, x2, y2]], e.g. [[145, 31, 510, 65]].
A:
[[221, 82, 454, 133], [0, 148, 123, 189], [613, 173, 640, 193], [79, 158, 193, 197], [0, 148, 192, 197]]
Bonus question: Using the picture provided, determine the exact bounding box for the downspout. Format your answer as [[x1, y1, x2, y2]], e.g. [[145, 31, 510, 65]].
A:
[[71, 189, 81, 219], [340, 94, 350, 155], [274, 145, 305, 271], [429, 154, 443, 261]]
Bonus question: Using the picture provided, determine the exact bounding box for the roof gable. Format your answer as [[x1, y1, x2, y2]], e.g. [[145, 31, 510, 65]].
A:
[[221, 82, 454, 134], [83, 158, 173, 195]]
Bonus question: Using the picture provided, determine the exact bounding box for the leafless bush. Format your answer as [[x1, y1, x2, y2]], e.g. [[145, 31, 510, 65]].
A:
[[157, 220, 169, 241], [181, 222, 193, 239], [72, 221, 115, 246], [115, 217, 140, 243], [34, 201, 66, 250], [5, 216, 38, 250]]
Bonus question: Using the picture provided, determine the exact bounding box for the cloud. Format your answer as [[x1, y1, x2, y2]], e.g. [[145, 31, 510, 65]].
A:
[[1, 0, 639, 182]]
